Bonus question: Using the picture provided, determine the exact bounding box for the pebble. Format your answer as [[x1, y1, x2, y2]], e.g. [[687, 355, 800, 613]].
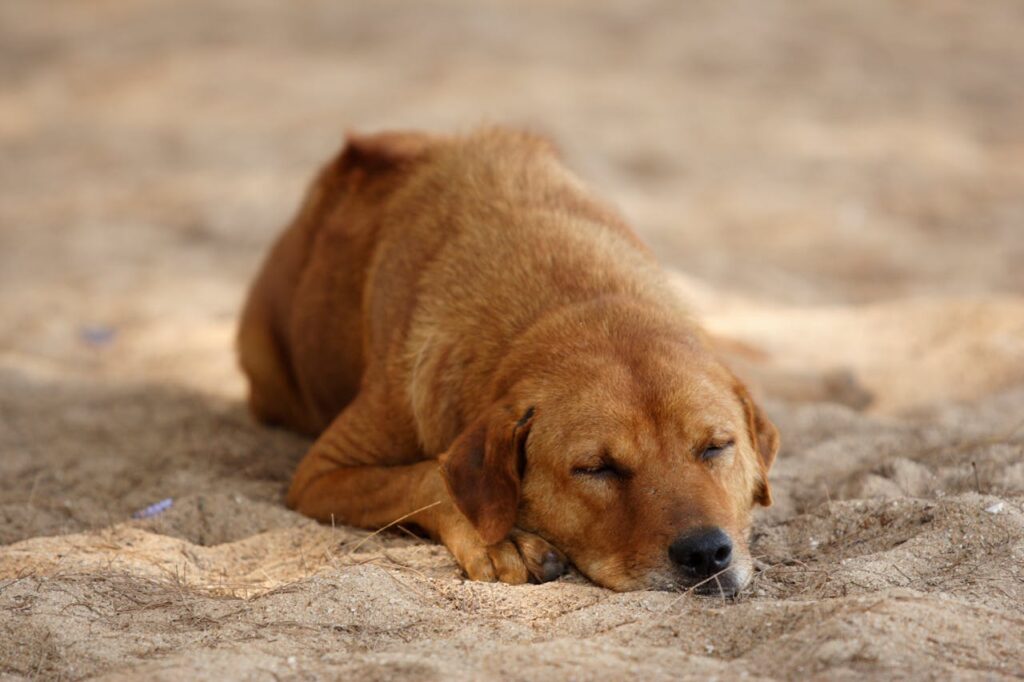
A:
[[984, 501, 1005, 514]]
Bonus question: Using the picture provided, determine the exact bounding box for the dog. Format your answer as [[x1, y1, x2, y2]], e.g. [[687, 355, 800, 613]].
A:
[[237, 128, 779, 593]]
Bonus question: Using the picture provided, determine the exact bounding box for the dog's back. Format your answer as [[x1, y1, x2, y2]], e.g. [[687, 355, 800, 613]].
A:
[[239, 128, 675, 441], [370, 131, 686, 453]]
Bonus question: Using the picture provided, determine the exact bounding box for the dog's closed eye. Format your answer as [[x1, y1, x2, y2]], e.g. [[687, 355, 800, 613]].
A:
[[572, 454, 632, 480], [699, 440, 734, 461]]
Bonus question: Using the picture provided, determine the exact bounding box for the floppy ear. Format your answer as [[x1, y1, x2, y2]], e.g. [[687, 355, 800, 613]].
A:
[[338, 130, 437, 174], [439, 405, 536, 545], [734, 382, 780, 507], [293, 130, 436, 228]]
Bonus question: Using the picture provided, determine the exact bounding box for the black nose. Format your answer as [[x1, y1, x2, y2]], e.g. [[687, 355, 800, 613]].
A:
[[669, 527, 733, 578]]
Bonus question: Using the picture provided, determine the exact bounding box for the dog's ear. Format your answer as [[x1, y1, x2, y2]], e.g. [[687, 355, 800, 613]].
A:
[[439, 405, 536, 545], [291, 131, 436, 229], [338, 130, 436, 174], [734, 381, 780, 507]]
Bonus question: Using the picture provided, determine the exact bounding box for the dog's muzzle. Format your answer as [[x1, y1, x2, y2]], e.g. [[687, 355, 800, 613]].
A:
[[668, 526, 741, 595]]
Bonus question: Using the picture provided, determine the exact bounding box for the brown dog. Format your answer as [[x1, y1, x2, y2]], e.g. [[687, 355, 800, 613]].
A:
[[238, 128, 779, 593]]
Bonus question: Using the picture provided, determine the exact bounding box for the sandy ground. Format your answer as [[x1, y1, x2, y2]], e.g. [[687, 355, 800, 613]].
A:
[[2, 1, 1024, 679]]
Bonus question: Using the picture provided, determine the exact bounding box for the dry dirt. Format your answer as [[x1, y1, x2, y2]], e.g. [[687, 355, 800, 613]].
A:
[[2, 1, 1024, 679]]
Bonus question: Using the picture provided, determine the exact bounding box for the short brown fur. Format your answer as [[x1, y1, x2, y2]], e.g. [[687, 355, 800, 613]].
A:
[[238, 127, 779, 590]]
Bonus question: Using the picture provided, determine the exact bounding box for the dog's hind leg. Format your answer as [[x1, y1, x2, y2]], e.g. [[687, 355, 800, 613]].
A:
[[237, 314, 319, 436], [237, 190, 332, 436]]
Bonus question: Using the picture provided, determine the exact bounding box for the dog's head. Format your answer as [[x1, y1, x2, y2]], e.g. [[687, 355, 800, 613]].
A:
[[440, 313, 779, 594]]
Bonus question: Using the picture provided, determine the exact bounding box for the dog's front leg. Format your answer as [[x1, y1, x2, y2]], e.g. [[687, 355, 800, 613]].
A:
[[285, 401, 566, 584]]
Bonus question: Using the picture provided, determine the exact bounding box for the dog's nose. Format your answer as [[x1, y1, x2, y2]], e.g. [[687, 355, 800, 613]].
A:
[[669, 527, 733, 578]]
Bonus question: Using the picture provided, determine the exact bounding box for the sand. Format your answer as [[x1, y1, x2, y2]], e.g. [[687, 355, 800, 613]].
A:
[[2, 1, 1023, 679]]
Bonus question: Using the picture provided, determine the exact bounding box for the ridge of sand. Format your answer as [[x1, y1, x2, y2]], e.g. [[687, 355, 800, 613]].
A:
[[3, 360, 1023, 679]]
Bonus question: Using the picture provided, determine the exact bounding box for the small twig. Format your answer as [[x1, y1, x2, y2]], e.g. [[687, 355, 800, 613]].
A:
[[346, 501, 442, 556], [27, 471, 42, 507], [395, 524, 421, 541], [657, 565, 740, 614], [893, 564, 913, 586]]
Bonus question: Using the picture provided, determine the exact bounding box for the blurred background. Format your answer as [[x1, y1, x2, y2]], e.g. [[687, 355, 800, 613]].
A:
[[1, 0, 1023, 403]]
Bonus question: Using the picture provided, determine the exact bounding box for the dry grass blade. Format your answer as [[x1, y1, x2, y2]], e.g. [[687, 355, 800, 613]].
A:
[[345, 501, 443, 557]]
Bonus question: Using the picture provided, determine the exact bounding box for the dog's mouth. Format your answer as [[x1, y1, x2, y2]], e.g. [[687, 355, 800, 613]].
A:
[[668, 560, 751, 597], [618, 563, 749, 595], [572, 549, 753, 594]]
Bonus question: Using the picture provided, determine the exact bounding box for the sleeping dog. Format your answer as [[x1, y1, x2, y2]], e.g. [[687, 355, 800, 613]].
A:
[[238, 128, 779, 593]]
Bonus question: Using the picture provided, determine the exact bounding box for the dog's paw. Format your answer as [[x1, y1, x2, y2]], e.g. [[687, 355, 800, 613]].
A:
[[510, 529, 568, 583], [440, 516, 567, 585]]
